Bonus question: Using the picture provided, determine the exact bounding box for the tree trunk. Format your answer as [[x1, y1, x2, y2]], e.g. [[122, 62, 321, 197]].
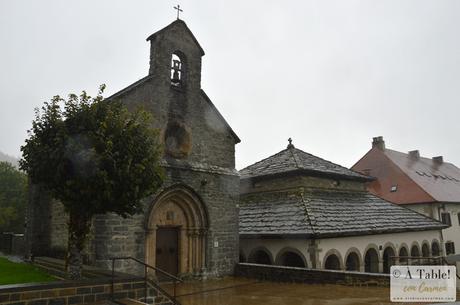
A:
[[67, 210, 91, 280]]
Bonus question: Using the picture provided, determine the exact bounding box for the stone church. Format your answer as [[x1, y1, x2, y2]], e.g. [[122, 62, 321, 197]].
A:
[[26, 19, 447, 279], [26, 19, 240, 278]]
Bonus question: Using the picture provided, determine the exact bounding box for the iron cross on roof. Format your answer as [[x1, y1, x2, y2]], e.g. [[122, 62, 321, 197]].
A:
[[174, 5, 183, 20]]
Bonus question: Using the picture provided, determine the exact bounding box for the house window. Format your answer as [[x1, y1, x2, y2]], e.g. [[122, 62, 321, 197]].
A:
[[390, 185, 397, 192], [441, 212, 451, 226], [457, 213, 460, 225], [445, 241, 455, 255]]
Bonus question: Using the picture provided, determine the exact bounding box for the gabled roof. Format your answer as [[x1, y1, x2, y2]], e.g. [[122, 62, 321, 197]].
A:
[[146, 19, 205, 56], [200, 90, 240, 144], [240, 145, 371, 181], [384, 149, 460, 203], [239, 190, 446, 238]]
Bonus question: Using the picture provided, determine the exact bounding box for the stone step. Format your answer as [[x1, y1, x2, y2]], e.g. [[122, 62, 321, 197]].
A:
[[114, 298, 148, 305]]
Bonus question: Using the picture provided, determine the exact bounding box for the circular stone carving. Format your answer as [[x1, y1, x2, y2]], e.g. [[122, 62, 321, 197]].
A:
[[164, 121, 192, 158]]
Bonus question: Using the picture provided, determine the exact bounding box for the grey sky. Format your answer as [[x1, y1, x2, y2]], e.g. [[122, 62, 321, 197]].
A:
[[1, 0, 459, 170]]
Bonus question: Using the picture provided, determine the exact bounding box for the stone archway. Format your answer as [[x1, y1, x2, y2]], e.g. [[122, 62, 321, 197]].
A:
[[145, 185, 208, 277]]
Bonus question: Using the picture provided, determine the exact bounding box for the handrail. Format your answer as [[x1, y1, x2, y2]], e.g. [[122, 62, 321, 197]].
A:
[[110, 256, 183, 305]]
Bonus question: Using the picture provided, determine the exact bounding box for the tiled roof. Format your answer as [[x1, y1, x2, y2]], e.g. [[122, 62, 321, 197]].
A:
[[240, 146, 371, 181], [384, 149, 460, 203], [239, 190, 446, 237]]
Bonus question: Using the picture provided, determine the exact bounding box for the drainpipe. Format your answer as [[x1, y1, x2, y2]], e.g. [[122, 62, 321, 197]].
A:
[[437, 203, 446, 257]]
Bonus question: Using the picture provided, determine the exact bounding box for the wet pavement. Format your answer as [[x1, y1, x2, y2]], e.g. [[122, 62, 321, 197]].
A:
[[162, 277, 403, 305]]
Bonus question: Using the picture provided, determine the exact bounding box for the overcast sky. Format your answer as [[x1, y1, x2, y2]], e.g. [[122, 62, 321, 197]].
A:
[[1, 0, 459, 170]]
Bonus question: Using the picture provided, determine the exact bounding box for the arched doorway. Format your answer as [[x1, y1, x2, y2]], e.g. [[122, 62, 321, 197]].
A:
[[432, 241, 440, 256], [399, 247, 409, 265], [277, 250, 306, 268], [421, 243, 430, 264], [383, 247, 395, 273], [146, 186, 208, 277], [345, 252, 360, 271], [249, 249, 272, 265], [365, 248, 379, 273], [324, 254, 341, 270], [411, 245, 420, 265]]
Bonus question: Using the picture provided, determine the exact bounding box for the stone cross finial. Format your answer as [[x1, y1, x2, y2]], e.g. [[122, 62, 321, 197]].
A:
[[287, 137, 295, 149], [174, 5, 183, 20]]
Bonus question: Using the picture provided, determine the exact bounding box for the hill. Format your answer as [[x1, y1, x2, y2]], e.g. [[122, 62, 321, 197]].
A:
[[0, 151, 19, 168]]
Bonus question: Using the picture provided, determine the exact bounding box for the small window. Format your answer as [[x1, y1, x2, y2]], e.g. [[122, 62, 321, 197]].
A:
[[441, 212, 451, 226], [445, 241, 455, 255], [457, 213, 460, 226], [390, 185, 397, 192]]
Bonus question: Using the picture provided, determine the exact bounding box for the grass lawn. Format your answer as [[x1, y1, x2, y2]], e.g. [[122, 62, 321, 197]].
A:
[[0, 257, 56, 285]]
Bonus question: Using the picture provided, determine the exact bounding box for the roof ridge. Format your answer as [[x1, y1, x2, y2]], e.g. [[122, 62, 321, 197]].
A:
[[293, 147, 365, 176], [239, 148, 290, 172], [289, 147, 301, 170], [299, 188, 317, 235]]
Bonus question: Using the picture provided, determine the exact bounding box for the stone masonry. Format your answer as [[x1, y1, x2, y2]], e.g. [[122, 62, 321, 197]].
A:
[[25, 20, 240, 278]]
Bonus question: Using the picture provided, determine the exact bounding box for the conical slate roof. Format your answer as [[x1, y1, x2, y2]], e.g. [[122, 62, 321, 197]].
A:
[[240, 144, 371, 181]]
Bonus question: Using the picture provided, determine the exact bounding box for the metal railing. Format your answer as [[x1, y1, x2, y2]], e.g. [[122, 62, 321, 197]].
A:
[[110, 256, 183, 304]]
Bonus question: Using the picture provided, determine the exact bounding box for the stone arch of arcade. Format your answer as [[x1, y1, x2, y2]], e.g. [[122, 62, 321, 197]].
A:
[[275, 247, 308, 268], [146, 184, 209, 276], [344, 248, 362, 272], [248, 247, 274, 265], [364, 244, 380, 273], [323, 249, 343, 271]]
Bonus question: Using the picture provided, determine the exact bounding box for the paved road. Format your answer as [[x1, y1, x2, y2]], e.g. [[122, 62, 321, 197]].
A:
[[163, 277, 401, 305]]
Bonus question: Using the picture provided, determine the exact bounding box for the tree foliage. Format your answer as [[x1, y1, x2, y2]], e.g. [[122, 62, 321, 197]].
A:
[[20, 85, 164, 278], [0, 161, 27, 233]]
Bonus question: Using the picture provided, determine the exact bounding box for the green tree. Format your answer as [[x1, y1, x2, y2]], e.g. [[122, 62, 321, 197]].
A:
[[20, 85, 164, 279], [0, 161, 27, 233]]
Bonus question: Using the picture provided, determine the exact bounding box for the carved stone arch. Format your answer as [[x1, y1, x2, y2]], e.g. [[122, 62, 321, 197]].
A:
[[410, 241, 420, 256], [399, 243, 409, 264], [248, 246, 274, 265], [145, 184, 208, 276], [344, 247, 362, 271], [322, 249, 344, 270], [431, 239, 441, 256], [275, 247, 308, 268], [382, 242, 397, 274], [364, 244, 380, 273], [421, 241, 430, 257]]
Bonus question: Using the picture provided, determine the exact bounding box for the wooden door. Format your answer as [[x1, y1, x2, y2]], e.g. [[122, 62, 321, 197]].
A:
[[156, 227, 179, 278]]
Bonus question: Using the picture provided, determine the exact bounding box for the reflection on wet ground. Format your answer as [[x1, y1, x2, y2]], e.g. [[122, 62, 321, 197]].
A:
[[162, 277, 400, 305]]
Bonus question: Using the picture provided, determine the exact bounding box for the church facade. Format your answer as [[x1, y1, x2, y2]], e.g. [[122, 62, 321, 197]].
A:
[[26, 20, 240, 278]]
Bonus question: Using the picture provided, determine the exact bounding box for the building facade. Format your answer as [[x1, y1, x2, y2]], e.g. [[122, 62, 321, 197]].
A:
[[352, 136, 460, 257], [26, 20, 240, 278], [239, 141, 446, 273]]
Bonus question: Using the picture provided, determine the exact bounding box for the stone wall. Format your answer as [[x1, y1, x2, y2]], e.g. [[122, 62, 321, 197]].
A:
[[0, 277, 173, 305], [92, 169, 239, 277], [235, 263, 390, 287], [241, 174, 366, 195], [25, 20, 240, 279]]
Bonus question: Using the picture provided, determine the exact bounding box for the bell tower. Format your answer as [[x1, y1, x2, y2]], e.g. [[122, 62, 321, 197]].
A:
[[146, 20, 205, 92]]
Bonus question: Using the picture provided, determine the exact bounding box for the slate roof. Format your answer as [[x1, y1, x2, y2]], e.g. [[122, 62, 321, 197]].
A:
[[240, 145, 371, 181], [239, 190, 446, 238], [384, 149, 460, 203]]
